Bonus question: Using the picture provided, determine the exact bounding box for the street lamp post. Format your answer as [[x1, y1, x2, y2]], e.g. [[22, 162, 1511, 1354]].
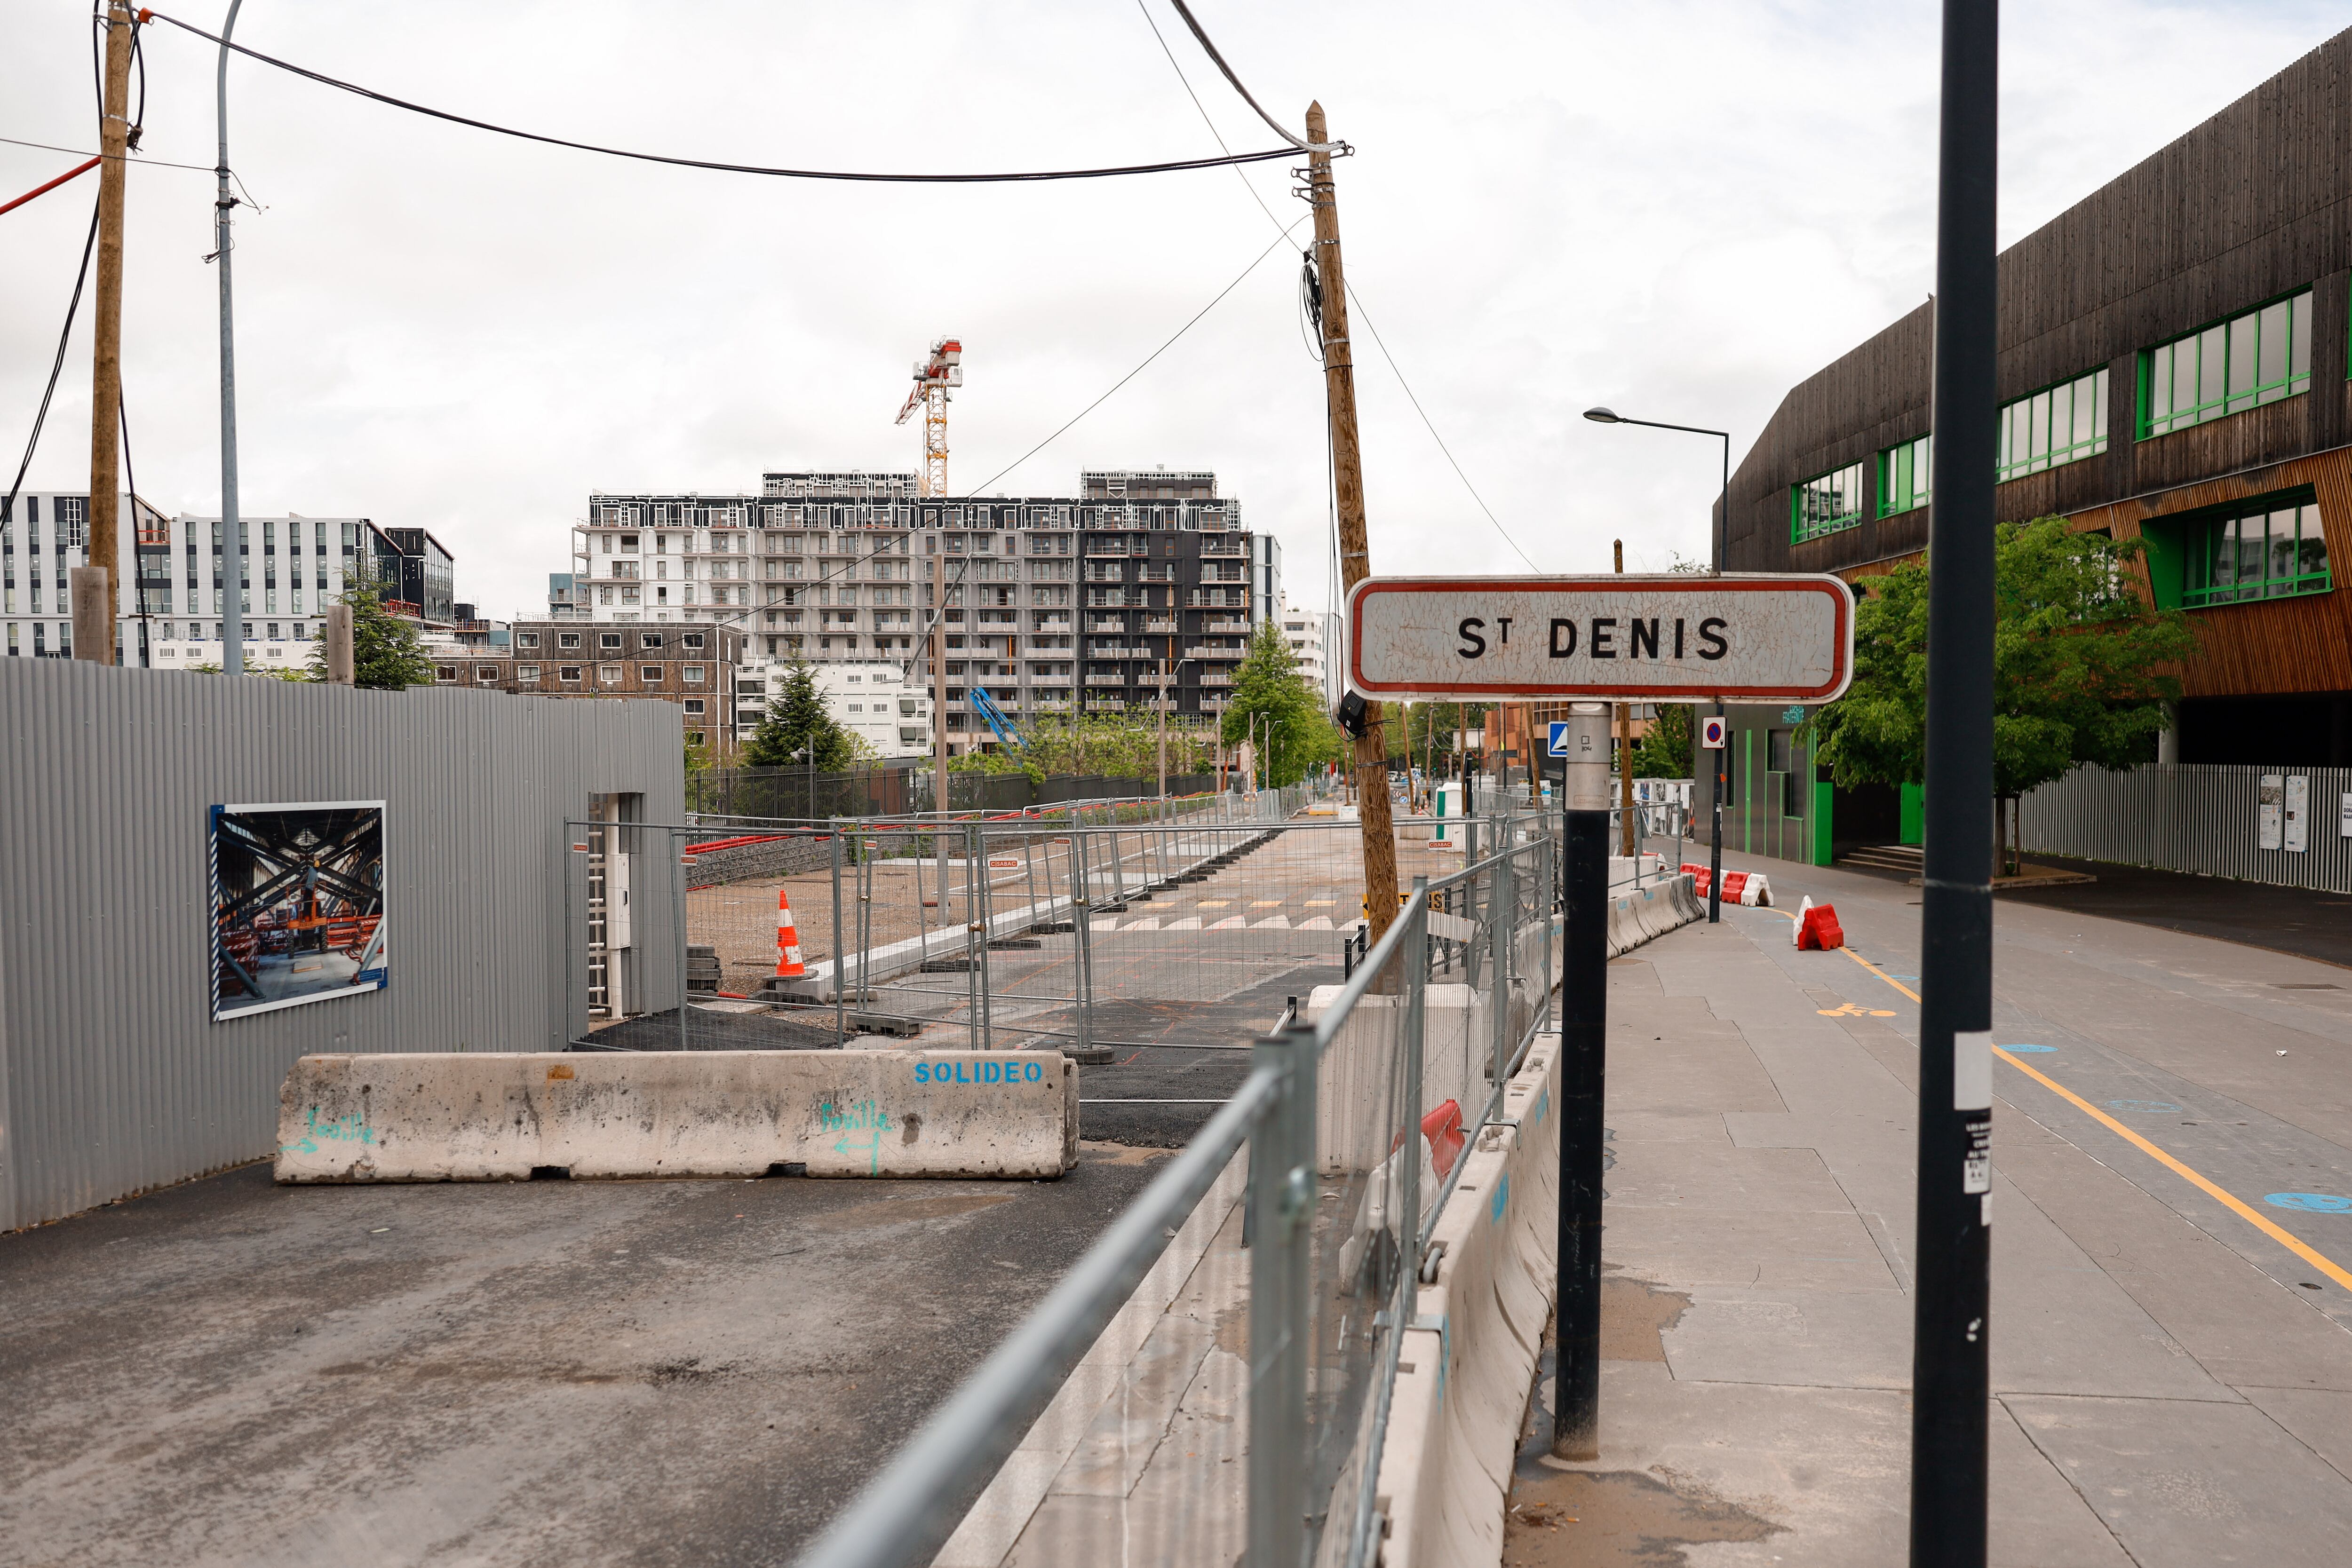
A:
[[1582, 407, 1732, 923]]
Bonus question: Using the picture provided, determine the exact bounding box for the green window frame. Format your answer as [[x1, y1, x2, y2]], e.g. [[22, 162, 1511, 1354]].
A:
[[2178, 497, 2329, 608], [1791, 460, 1865, 544], [1879, 435, 1931, 516], [2140, 290, 2311, 438], [1997, 368, 2107, 481]]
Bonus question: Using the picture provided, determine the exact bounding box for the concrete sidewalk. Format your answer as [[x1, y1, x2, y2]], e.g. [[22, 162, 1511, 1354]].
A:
[[1506, 854, 2352, 1567]]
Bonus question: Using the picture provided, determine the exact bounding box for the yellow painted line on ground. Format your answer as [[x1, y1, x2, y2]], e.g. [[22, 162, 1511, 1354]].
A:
[[1830, 941, 2352, 1292]]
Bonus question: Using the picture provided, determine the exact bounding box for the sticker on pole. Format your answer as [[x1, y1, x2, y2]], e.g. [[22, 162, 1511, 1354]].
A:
[[1345, 574, 1855, 703]]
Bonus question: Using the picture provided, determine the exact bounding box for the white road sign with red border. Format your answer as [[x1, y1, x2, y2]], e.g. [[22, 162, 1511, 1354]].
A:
[[1345, 574, 1855, 703]]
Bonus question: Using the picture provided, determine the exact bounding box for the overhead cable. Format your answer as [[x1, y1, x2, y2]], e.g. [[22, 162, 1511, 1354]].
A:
[[1168, 1, 1328, 152], [140, 10, 1300, 184], [965, 218, 1305, 497], [1140, 3, 1540, 573], [4, 196, 100, 529], [0, 135, 219, 173]]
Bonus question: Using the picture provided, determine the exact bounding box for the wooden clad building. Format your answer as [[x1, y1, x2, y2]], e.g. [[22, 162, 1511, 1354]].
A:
[[1708, 26, 2352, 865]]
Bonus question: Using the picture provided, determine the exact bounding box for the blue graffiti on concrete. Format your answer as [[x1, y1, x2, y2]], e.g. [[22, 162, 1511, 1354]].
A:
[[820, 1100, 894, 1175], [2002, 1044, 2056, 1053], [281, 1107, 375, 1156], [2265, 1192, 2352, 1214], [1488, 1171, 1511, 1225], [2106, 1099, 2182, 1113]]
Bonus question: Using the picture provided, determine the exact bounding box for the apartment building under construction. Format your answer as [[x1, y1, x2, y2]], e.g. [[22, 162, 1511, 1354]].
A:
[[565, 468, 1255, 750]]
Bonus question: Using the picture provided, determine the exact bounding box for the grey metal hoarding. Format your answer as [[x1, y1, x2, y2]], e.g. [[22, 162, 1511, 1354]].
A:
[[0, 660, 680, 1231], [2017, 762, 2352, 895]]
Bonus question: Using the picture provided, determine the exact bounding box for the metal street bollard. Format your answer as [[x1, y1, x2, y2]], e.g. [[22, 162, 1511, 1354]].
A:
[[831, 824, 847, 1042], [1247, 1017, 1316, 1568], [966, 822, 991, 1050], [1555, 701, 1612, 1461], [1069, 828, 1095, 1061], [1489, 837, 1513, 1088]]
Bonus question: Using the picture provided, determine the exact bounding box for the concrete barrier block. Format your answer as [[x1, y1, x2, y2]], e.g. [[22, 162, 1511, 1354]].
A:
[[1380, 1032, 1562, 1568], [275, 1050, 1076, 1183]]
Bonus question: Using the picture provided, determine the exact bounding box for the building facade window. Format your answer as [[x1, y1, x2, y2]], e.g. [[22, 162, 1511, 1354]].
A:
[[1998, 367, 2109, 480], [2141, 291, 2311, 438], [2177, 497, 2329, 609], [1790, 461, 1865, 543], [1879, 435, 1931, 515]]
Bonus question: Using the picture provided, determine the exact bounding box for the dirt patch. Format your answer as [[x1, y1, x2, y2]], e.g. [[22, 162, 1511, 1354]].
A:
[[802, 1192, 1018, 1230], [1080, 1140, 1177, 1166], [1598, 1270, 1691, 1363], [1503, 1468, 1782, 1567]]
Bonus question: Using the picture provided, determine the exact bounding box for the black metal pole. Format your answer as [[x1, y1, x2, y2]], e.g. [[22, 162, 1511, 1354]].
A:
[[1709, 430, 1728, 924], [1707, 701, 1725, 923], [1552, 703, 1611, 1460], [1913, 4, 1998, 1564]]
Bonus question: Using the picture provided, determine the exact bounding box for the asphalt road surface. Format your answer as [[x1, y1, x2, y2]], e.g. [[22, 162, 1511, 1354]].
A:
[[0, 1149, 1169, 1568]]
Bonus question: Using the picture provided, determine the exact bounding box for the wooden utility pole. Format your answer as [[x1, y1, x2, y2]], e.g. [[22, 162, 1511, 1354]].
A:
[[1614, 539, 1636, 855], [1306, 102, 1400, 947], [76, 2, 136, 665]]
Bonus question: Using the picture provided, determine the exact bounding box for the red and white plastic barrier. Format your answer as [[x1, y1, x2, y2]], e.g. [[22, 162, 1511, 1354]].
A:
[[1795, 896, 1845, 950], [1681, 863, 1772, 906]]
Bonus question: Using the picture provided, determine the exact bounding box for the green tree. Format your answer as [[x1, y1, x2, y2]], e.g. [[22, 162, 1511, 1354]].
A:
[[1634, 702, 1693, 778], [1221, 620, 1335, 788], [302, 582, 435, 689], [1807, 517, 2196, 873], [743, 658, 859, 770]]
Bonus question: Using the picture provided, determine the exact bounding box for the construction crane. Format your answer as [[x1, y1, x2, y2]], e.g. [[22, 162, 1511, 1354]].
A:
[[894, 336, 963, 497]]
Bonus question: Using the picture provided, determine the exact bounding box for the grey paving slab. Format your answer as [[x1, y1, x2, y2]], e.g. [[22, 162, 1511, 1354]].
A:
[[2005, 1393, 2352, 1566], [1510, 846, 2352, 1564], [1662, 1286, 1912, 1389], [1605, 1206, 1900, 1292], [2239, 1386, 2352, 1484], [1603, 1141, 1855, 1213]]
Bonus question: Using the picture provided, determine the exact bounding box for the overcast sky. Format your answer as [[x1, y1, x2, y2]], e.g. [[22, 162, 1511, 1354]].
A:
[[3, 1, 2343, 621]]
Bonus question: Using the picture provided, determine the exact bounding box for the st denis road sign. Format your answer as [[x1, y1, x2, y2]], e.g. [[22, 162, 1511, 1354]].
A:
[[1345, 574, 1854, 704]]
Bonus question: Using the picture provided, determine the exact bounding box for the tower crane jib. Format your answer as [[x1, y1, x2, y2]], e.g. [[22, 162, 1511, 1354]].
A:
[[892, 336, 963, 497]]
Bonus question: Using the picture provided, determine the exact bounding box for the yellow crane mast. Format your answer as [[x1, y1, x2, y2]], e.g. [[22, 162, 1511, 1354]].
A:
[[893, 337, 963, 497]]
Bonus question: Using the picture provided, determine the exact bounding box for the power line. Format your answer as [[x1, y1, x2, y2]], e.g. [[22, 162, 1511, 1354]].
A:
[[5, 198, 99, 528], [965, 218, 1305, 497], [1343, 286, 1541, 573], [1137, 2, 1542, 574], [1168, 1, 1321, 152], [141, 10, 1301, 185]]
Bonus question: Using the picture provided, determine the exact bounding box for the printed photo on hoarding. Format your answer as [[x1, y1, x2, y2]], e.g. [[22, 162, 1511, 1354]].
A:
[[209, 801, 388, 1021]]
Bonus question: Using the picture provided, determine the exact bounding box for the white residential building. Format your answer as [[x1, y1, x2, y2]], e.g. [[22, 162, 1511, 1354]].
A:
[[2, 492, 454, 670], [734, 657, 932, 759], [1279, 593, 1341, 710]]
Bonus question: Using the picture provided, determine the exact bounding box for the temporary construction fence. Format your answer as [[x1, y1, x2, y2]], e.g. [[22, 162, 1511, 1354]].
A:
[[563, 785, 1336, 1053], [791, 831, 1564, 1568], [686, 764, 1218, 823], [2018, 761, 2352, 894]]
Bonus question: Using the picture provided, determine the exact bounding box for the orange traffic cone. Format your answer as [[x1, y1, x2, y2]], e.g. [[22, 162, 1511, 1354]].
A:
[[775, 888, 807, 978]]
